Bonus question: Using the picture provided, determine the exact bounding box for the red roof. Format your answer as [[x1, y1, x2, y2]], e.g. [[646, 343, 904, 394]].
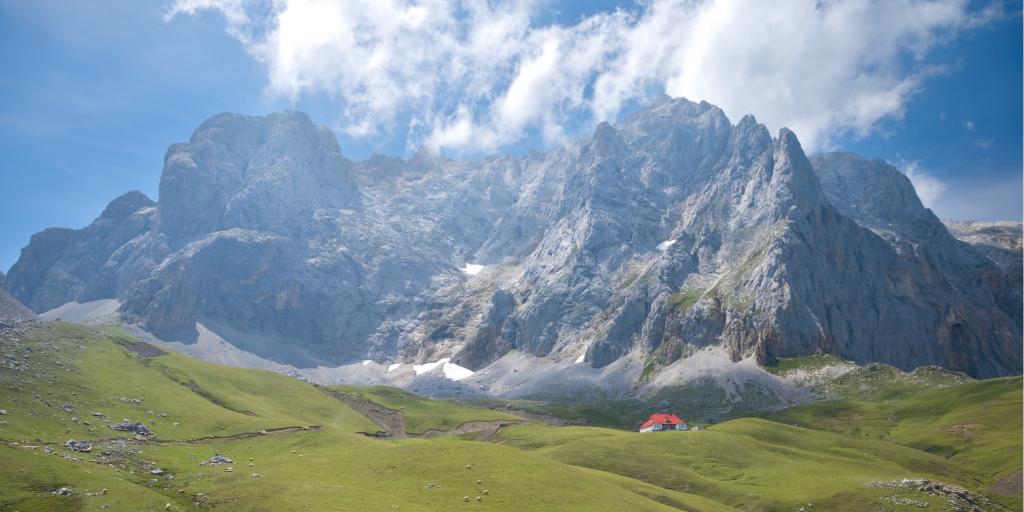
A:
[[640, 413, 686, 428]]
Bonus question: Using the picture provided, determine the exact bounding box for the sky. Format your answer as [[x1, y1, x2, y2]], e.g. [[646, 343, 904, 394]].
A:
[[0, 0, 1021, 272]]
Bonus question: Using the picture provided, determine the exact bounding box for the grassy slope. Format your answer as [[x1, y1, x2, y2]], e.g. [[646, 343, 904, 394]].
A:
[[1, 322, 1019, 511], [0, 323, 378, 443], [328, 384, 520, 433], [0, 323, 712, 512], [495, 419, 988, 511], [768, 376, 1023, 487]]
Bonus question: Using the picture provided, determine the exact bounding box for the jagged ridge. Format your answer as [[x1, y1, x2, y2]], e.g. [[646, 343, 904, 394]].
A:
[[4, 98, 1020, 379]]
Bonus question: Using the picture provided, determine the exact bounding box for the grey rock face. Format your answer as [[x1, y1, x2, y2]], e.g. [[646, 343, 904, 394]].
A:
[[943, 220, 1023, 272], [5, 99, 1020, 379], [0, 287, 36, 326], [808, 154, 1021, 376], [943, 218, 1023, 334], [4, 191, 156, 313]]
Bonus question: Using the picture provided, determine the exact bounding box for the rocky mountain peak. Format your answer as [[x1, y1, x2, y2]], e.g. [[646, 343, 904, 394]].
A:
[[587, 121, 628, 160], [810, 152, 940, 238], [99, 191, 155, 221], [5, 97, 1020, 385], [157, 110, 357, 245]]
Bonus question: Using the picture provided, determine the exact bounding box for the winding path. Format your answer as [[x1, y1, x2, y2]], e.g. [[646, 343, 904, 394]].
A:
[[319, 387, 524, 439]]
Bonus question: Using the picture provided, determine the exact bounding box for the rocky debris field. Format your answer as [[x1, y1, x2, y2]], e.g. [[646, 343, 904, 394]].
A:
[[866, 479, 992, 512]]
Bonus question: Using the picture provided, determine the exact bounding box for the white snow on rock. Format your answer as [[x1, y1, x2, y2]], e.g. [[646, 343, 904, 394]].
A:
[[574, 353, 586, 364], [656, 239, 676, 251], [413, 357, 474, 381], [361, 360, 372, 366], [461, 263, 485, 275], [442, 361, 474, 381], [414, 358, 450, 375], [387, 363, 402, 372]]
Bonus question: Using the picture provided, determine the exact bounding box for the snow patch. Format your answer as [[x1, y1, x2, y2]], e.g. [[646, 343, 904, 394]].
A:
[[462, 263, 485, 275], [388, 363, 402, 372], [575, 353, 586, 364], [442, 361, 474, 381], [412, 357, 474, 381], [361, 360, 372, 366], [656, 239, 676, 251], [413, 358, 450, 375]]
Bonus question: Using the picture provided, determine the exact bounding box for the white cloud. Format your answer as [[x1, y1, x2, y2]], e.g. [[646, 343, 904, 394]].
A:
[[901, 161, 947, 208], [167, 0, 997, 154]]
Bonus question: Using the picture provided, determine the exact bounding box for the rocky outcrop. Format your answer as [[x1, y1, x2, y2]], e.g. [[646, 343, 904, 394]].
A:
[[4, 191, 156, 312], [5, 99, 1020, 380], [0, 287, 36, 326], [944, 219, 1022, 278]]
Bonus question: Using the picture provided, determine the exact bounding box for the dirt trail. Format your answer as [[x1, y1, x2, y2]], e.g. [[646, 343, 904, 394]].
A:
[[320, 388, 407, 437], [115, 339, 168, 358], [418, 419, 524, 439], [319, 387, 524, 438], [989, 469, 1023, 497], [157, 425, 323, 444], [491, 406, 590, 426], [77, 425, 323, 448]]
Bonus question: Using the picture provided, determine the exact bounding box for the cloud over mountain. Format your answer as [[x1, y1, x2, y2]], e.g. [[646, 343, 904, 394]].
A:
[[169, 0, 997, 154]]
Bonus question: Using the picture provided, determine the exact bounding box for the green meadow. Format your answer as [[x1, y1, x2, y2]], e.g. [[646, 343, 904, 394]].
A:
[[0, 322, 1019, 511]]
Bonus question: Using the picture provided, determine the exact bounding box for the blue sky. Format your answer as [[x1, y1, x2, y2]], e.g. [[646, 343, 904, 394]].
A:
[[0, 0, 1021, 272]]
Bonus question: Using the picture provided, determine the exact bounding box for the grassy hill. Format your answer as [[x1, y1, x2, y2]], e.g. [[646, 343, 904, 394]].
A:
[[0, 322, 1020, 511], [767, 374, 1022, 494]]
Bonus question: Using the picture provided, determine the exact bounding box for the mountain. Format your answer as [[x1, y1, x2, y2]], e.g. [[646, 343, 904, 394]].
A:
[[944, 219, 1023, 277], [4, 97, 1021, 387], [0, 270, 34, 327], [0, 288, 35, 328]]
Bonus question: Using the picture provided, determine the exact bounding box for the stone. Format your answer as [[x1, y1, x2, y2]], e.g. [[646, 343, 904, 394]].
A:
[[64, 439, 92, 452], [111, 419, 153, 436], [205, 454, 233, 465], [4, 97, 1019, 390]]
